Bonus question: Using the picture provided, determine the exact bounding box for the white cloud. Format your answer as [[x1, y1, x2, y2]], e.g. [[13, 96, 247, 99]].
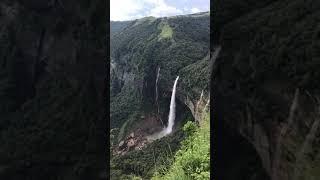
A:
[[110, 0, 145, 21], [190, 7, 201, 13], [147, 0, 183, 17], [183, 7, 189, 12], [110, 0, 185, 21]]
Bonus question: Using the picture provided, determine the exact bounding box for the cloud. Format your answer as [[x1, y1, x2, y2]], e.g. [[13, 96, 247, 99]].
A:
[[190, 7, 200, 13], [110, 0, 208, 21], [110, 0, 145, 21], [147, 0, 183, 17]]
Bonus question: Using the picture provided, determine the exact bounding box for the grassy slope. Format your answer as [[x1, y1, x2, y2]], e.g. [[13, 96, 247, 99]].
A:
[[152, 112, 210, 180], [159, 23, 173, 40]]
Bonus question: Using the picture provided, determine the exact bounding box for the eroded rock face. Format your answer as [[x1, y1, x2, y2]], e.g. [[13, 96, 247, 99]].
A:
[[118, 141, 125, 148], [213, 0, 320, 179], [114, 131, 149, 156], [130, 132, 135, 138], [176, 91, 210, 123], [127, 139, 135, 148]]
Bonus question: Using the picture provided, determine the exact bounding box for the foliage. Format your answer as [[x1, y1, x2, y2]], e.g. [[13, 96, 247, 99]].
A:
[[110, 12, 210, 179], [110, 13, 210, 137], [110, 130, 186, 179], [152, 112, 210, 180], [110, 21, 132, 36], [110, 86, 142, 129], [182, 121, 197, 136], [158, 23, 173, 40]]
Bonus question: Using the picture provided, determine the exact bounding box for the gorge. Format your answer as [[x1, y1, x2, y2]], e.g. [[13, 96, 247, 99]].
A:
[[110, 12, 210, 179]]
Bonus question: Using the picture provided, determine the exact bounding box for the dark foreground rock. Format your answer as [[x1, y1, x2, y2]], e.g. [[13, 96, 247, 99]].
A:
[[213, 0, 320, 180], [0, 0, 106, 179]]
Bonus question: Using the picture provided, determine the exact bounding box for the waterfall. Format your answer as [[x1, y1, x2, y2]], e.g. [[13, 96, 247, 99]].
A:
[[155, 67, 160, 104], [165, 76, 179, 134], [147, 76, 179, 141], [155, 67, 164, 127], [155, 67, 161, 115]]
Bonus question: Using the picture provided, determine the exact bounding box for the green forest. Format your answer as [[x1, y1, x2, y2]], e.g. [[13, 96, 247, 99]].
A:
[[110, 12, 211, 179]]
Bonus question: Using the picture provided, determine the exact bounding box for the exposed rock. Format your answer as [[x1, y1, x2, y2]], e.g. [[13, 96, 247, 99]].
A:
[[127, 139, 135, 147], [118, 141, 124, 148], [130, 132, 135, 138]]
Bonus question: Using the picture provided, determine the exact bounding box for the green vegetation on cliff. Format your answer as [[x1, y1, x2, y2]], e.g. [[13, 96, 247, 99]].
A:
[[110, 12, 209, 136], [110, 12, 210, 180], [158, 23, 173, 40], [110, 130, 186, 179], [152, 112, 210, 180]]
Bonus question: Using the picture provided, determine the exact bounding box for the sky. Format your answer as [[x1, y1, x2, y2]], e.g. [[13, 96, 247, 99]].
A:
[[110, 0, 210, 21]]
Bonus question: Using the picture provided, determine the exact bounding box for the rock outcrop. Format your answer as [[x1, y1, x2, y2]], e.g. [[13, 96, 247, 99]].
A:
[[114, 131, 148, 156]]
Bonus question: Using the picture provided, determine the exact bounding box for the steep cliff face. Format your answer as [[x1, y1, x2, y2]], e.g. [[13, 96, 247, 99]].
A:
[[109, 13, 210, 179], [0, 0, 106, 179], [213, 0, 320, 179], [110, 12, 210, 138]]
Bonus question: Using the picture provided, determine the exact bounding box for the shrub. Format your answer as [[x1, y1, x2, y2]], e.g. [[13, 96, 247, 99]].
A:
[[152, 112, 210, 180]]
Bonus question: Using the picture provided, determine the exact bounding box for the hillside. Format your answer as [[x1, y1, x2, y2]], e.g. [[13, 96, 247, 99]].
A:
[[110, 20, 132, 36], [110, 12, 210, 179], [212, 0, 320, 179], [152, 111, 210, 180]]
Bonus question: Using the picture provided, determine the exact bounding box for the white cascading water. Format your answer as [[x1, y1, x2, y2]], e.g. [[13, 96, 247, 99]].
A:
[[165, 76, 179, 134], [155, 67, 160, 104], [147, 76, 179, 141], [155, 67, 164, 127]]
